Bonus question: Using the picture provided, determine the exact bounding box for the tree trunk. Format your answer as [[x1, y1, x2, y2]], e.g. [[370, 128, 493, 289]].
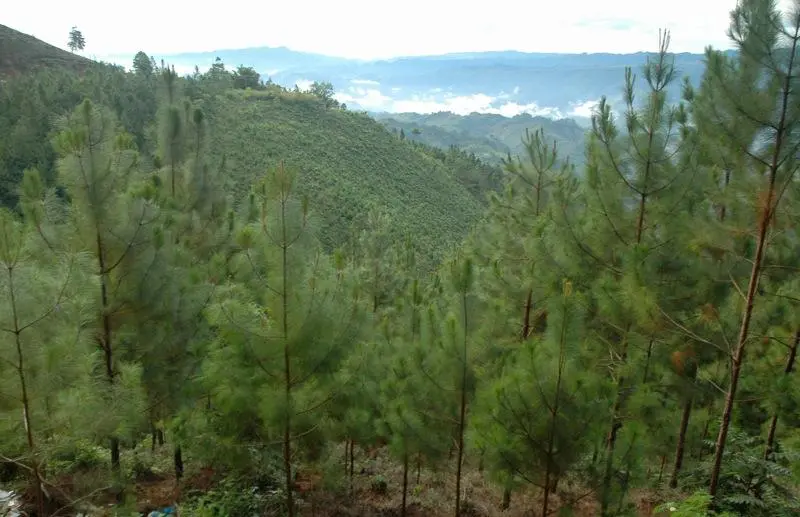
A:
[[402, 452, 409, 517], [281, 194, 294, 517], [349, 438, 354, 492], [764, 330, 799, 460], [709, 172, 778, 496], [9, 267, 45, 517], [174, 445, 184, 480], [600, 332, 629, 517], [96, 231, 120, 472], [501, 487, 511, 510], [642, 338, 654, 383], [669, 398, 693, 488], [697, 418, 710, 460], [454, 292, 469, 517], [521, 288, 533, 340], [344, 440, 349, 476], [709, 22, 797, 499]]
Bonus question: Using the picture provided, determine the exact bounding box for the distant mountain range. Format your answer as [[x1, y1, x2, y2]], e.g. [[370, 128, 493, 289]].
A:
[[103, 46, 728, 120], [374, 112, 587, 167]]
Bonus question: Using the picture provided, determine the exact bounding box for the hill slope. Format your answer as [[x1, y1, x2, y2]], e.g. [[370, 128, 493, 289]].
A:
[[0, 24, 93, 77], [0, 24, 495, 267], [203, 89, 490, 265], [373, 111, 587, 166]]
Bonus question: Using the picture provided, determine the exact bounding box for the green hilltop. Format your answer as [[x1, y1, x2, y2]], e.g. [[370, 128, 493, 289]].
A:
[[204, 89, 490, 262], [0, 25, 499, 268]]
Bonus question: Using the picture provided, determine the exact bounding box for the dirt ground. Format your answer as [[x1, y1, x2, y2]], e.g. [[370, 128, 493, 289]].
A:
[[20, 444, 672, 516]]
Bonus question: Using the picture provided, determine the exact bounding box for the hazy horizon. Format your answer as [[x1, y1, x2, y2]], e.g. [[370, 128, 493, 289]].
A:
[[8, 0, 793, 60]]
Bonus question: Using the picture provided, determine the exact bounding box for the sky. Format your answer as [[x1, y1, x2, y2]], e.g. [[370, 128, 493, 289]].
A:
[[7, 0, 798, 60]]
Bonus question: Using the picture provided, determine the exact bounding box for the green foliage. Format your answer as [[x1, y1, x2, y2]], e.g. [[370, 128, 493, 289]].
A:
[[655, 491, 736, 517], [370, 475, 388, 494], [204, 89, 489, 268], [67, 27, 85, 53], [3, 5, 800, 517], [183, 476, 285, 516]]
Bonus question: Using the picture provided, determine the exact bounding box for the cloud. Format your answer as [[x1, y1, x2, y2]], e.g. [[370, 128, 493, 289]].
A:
[[295, 79, 314, 90], [568, 99, 601, 118], [351, 79, 380, 85], [337, 86, 589, 119], [335, 88, 392, 109]]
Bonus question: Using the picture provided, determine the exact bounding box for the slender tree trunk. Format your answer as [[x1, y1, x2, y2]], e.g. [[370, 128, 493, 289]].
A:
[[709, 24, 798, 499], [344, 440, 349, 476], [669, 398, 693, 488], [96, 232, 120, 472], [696, 418, 710, 460], [521, 288, 533, 340], [454, 291, 469, 517], [281, 194, 294, 517], [600, 332, 629, 517], [601, 152, 649, 515], [402, 452, 409, 517], [709, 159, 779, 497], [8, 267, 45, 517], [349, 438, 354, 491], [764, 330, 799, 460], [174, 445, 184, 480], [642, 338, 654, 383], [543, 293, 569, 517], [501, 487, 511, 510], [416, 453, 422, 485]]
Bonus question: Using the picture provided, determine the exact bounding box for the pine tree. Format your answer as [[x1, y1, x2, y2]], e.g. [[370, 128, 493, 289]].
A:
[[472, 280, 608, 516], [68, 27, 85, 53], [204, 161, 365, 516], [0, 170, 94, 516], [377, 277, 452, 515], [686, 0, 800, 498], [559, 29, 697, 514], [53, 99, 156, 472]]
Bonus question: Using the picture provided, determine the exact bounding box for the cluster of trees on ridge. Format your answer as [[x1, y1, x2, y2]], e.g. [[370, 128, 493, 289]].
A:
[[2, 2, 800, 516]]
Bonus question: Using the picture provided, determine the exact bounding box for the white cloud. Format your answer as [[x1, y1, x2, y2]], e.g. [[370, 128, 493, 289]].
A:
[[10, 0, 787, 59], [568, 99, 602, 118], [351, 79, 380, 86], [335, 88, 392, 109], [295, 79, 314, 91], [338, 87, 581, 119]]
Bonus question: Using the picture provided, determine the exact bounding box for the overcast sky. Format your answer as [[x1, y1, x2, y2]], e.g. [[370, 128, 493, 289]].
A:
[[5, 0, 798, 60]]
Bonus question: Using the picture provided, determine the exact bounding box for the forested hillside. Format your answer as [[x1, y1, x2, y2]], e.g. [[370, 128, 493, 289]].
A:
[[0, 24, 94, 77], [204, 91, 491, 257], [0, 39, 497, 268], [2, 2, 800, 517], [373, 111, 587, 166]]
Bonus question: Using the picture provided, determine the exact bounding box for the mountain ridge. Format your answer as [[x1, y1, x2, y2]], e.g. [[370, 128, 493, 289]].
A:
[[0, 23, 95, 77]]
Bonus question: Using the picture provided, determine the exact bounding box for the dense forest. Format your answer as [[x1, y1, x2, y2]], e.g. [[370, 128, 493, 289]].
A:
[[2, 1, 800, 516]]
